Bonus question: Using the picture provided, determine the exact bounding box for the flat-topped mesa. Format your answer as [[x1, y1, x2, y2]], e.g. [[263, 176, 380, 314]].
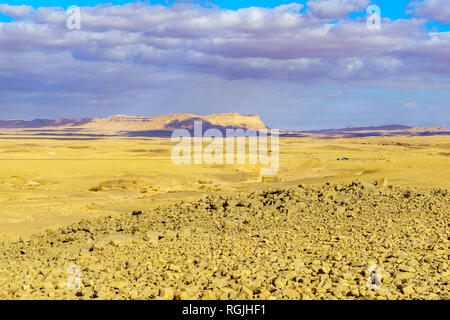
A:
[[0, 113, 269, 134], [204, 113, 268, 130], [84, 113, 268, 132], [2, 113, 447, 136]]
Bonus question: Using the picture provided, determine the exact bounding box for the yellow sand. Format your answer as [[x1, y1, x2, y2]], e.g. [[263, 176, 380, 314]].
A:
[[0, 135, 448, 240]]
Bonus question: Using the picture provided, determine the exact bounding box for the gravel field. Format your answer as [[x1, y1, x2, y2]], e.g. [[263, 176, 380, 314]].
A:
[[0, 181, 448, 300]]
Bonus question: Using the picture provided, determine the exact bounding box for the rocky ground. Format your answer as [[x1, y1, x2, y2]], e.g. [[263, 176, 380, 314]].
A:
[[0, 180, 448, 300]]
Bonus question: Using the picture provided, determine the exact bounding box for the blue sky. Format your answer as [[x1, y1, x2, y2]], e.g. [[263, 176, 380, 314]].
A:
[[0, 0, 449, 129]]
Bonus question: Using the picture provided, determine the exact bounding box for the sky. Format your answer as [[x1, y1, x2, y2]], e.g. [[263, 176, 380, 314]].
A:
[[0, 0, 449, 130]]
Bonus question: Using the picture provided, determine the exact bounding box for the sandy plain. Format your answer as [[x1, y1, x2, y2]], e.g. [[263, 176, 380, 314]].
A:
[[0, 134, 448, 240], [0, 135, 448, 299]]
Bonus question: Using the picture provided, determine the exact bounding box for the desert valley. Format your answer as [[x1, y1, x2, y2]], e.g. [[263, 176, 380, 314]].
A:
[[0, 113, 448, 300]]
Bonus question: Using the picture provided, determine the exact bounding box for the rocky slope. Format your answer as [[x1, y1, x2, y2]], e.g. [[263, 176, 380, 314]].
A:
[[0, 181, 448, 300]]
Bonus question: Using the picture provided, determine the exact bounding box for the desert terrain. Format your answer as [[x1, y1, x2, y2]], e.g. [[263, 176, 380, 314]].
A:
[[0, 132, 448, 299], [2, 0, 450, 303]]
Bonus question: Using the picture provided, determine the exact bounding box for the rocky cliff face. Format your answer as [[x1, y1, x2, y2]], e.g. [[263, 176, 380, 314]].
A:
[[33, 113, 268, 133], [203, 113, 268, 130], [84, 113, 268, 131], [0, 113, 268, 133]]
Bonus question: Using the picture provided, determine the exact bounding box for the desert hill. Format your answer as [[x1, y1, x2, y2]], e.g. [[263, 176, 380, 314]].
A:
[[0, 113, 268, 135], [302, 125, 449, 134], [0, 113, 448, 137], [0, 118, 91, 128], [286, 124, 450, 138], [82, 113, 268, 133]]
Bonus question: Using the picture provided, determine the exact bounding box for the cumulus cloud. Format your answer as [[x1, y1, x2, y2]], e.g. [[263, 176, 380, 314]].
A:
[[306, 0, 370, 19], [409, 0, 450, 24], [0, 2, 449, 127], [0, 2, 448, 82], [0, 4, 33, 19]]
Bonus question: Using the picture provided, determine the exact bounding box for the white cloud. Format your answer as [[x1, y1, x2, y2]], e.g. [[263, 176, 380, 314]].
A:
[[0, 2, 449, 126], [0, 2, 447, 84], [409, 0, 450, 24], [0, 4, 33, 19], [307, 0, 370, 19]]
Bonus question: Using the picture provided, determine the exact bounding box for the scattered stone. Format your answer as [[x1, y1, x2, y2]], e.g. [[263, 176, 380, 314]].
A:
[[159, 287, 174, 300], [401, 286, 415, 296], [395, 272, 415, 281], [144, 231, 162, 243], [0, 181, 447, 300]]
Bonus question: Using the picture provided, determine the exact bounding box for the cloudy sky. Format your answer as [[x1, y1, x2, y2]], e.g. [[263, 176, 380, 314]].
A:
[[0, 0, 449, 129]]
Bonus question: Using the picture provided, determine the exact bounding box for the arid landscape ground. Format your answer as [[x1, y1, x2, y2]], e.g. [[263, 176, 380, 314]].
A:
[[2, 0, 449, 304], [0, 131, 448, 300]]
